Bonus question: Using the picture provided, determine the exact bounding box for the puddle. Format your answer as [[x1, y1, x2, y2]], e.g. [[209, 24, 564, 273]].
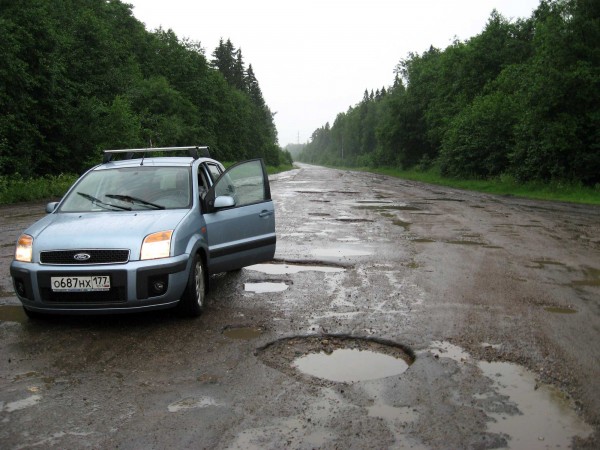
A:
[[312, 248, 372, 258], [335, 218, 374, 223], [3, 395, 42, 412], [223, 326, 263, 340], [293, 349, 410, 383], [0, 305, 27, 324], [531, 259, 566, 268], [544, 306, 577, 314], [258, 336, 414, 384], [424, 198, 464, 202], [337, 237, 360, 242], [392, 219, 411, 230], [446, 240, 486, 246], [479, 361, 593, 448], [246, 263, 345, 275], [167, 396, 221, 413], [571, 267, 600, 287], [426, 342, 594, 447], [244, 282, 289, 293], [354, 205, 421, 211], [411, 238, 435, 243]]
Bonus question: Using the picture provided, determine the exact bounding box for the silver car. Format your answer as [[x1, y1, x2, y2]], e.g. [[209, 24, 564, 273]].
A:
[[10, 147, 276, 317]]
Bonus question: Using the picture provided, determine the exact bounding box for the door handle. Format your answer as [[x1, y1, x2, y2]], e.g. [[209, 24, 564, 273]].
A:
[[259, 210, 273, 218]]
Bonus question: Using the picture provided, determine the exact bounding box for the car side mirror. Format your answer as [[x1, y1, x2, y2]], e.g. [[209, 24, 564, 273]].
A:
[[213, 195, 235, 209], [46, 202, 59, 213]]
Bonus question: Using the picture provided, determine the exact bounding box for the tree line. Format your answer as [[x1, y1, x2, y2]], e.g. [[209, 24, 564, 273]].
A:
[[298, 0, 599, 186], [0, 0, 290, 179]]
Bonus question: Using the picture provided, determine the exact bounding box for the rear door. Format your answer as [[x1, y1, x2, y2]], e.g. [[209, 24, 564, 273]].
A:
[[202, 159, 276, 274]]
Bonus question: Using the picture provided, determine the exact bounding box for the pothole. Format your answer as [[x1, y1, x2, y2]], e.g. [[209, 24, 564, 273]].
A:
[[335, 218, 374, 223], [0, 305, 27, 324], [446, 240, 487, 246], [312, 248, 372, 258], [244, 281, 289, 293], [544, 306, 577, 314], [257, 336, 414, 384], [355, 205, 422, 211], [426, 341, 594, 446], [223, 326, 264, 340], [245, 262, 346, 275]]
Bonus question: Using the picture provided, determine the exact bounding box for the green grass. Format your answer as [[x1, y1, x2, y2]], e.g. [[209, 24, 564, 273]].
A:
[[0, 174, 78, 205], [362, 166, 600, 205]]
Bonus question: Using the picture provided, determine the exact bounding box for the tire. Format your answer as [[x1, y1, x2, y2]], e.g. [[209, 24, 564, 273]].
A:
[[178, 253, 207, 317]]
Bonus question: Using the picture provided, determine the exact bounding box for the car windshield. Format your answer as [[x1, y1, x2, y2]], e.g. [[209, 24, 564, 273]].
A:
[[59, 166, 192, 212]]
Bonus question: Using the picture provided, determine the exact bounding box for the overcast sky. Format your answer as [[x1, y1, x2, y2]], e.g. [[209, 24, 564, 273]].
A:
[[126, 0, 541, 147]]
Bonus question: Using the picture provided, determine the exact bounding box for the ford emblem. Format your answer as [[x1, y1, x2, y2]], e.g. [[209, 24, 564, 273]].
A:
[[73, 253, 91, 261]]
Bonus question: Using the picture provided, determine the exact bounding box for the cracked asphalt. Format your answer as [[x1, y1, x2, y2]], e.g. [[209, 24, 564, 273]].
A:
[[1, 163, 599, 449]]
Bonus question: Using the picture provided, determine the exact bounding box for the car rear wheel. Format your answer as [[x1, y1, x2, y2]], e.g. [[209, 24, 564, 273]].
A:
[[178, 252, 206, 317]]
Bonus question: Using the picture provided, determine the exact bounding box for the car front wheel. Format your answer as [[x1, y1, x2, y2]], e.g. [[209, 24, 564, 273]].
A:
[[178, 253, 206, 317]]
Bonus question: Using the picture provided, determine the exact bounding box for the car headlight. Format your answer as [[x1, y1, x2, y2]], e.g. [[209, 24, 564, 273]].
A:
[[15, 234, 33, 262], [141, 230, 173, 260]]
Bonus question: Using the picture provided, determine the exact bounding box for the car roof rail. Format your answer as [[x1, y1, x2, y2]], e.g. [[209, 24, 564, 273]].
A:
[[102, 146, 210, 163]]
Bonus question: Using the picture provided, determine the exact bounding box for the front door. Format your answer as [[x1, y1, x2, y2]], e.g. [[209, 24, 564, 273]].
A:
[[202, 159, 276, 274]]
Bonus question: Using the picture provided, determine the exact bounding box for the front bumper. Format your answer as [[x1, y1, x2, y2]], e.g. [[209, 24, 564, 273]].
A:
[[9, 254, 191, 315]]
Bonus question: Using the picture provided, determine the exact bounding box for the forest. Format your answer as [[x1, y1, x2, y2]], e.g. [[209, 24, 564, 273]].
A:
[[0, 0, 291, 180], [298, 0, 599, 186]]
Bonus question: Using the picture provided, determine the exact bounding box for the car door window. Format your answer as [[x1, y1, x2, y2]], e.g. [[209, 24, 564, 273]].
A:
[[206, 163, 222, 183], [213, 159, 269, 208]]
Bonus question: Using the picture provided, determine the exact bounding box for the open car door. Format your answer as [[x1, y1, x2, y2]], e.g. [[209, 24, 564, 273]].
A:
[[202, 159, 276, 274]]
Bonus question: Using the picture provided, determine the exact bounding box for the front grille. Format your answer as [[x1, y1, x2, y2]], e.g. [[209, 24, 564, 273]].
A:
[[40, 249, 130, 265]]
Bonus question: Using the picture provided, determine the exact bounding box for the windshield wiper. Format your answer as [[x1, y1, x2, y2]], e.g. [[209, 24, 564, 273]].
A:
[[105, 194, 165, 210], [77, 192, 131, 211]]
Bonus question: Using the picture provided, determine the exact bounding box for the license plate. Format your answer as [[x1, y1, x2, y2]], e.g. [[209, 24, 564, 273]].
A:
[[50, 276, 110, 292]]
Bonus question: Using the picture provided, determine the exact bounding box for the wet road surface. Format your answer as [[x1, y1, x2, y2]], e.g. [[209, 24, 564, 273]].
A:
[[1, 163, 599, 449]]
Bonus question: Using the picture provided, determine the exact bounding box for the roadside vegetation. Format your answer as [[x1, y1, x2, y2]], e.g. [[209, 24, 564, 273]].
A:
[[1, 0, 291, 185], [354, 166, 600, 205], [297, 0, 599, 199]]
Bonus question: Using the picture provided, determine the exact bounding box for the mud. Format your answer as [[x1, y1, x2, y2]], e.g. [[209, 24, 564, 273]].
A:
[[1, 164, 599, 449]]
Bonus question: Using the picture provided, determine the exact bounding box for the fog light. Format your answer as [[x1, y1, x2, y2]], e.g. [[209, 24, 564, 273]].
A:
[[148, 275, 168, 297], [15, 280, 26, 296]]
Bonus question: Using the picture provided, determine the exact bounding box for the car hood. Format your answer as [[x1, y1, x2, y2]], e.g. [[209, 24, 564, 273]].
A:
[[26, 210, 189, 260]]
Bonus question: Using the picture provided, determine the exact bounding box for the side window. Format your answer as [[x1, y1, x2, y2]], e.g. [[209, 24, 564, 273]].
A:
[[213, 160, 268, 208], [206, 164, 222, 182]]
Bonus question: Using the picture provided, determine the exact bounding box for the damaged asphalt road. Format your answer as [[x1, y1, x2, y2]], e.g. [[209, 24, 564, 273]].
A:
[[0, 163, 599, 449]]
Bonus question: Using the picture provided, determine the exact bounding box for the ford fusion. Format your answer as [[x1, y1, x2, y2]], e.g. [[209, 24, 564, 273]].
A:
[[10, 146, 276, 317]]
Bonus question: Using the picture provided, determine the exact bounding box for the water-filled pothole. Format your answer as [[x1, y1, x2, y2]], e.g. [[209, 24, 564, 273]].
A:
[[244, 281, 289, 293], [246, 262, 346, 275], [258, 336, 414, 384], [427, 341, 594, 446], [0, 305, 27, 323], [294, 349, 409, 383], [312, 248, 372, 258], [544, 306, 577, 314]]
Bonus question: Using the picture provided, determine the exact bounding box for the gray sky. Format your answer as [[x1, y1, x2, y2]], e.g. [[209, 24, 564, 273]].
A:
[[126, 0, 541, 146]]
